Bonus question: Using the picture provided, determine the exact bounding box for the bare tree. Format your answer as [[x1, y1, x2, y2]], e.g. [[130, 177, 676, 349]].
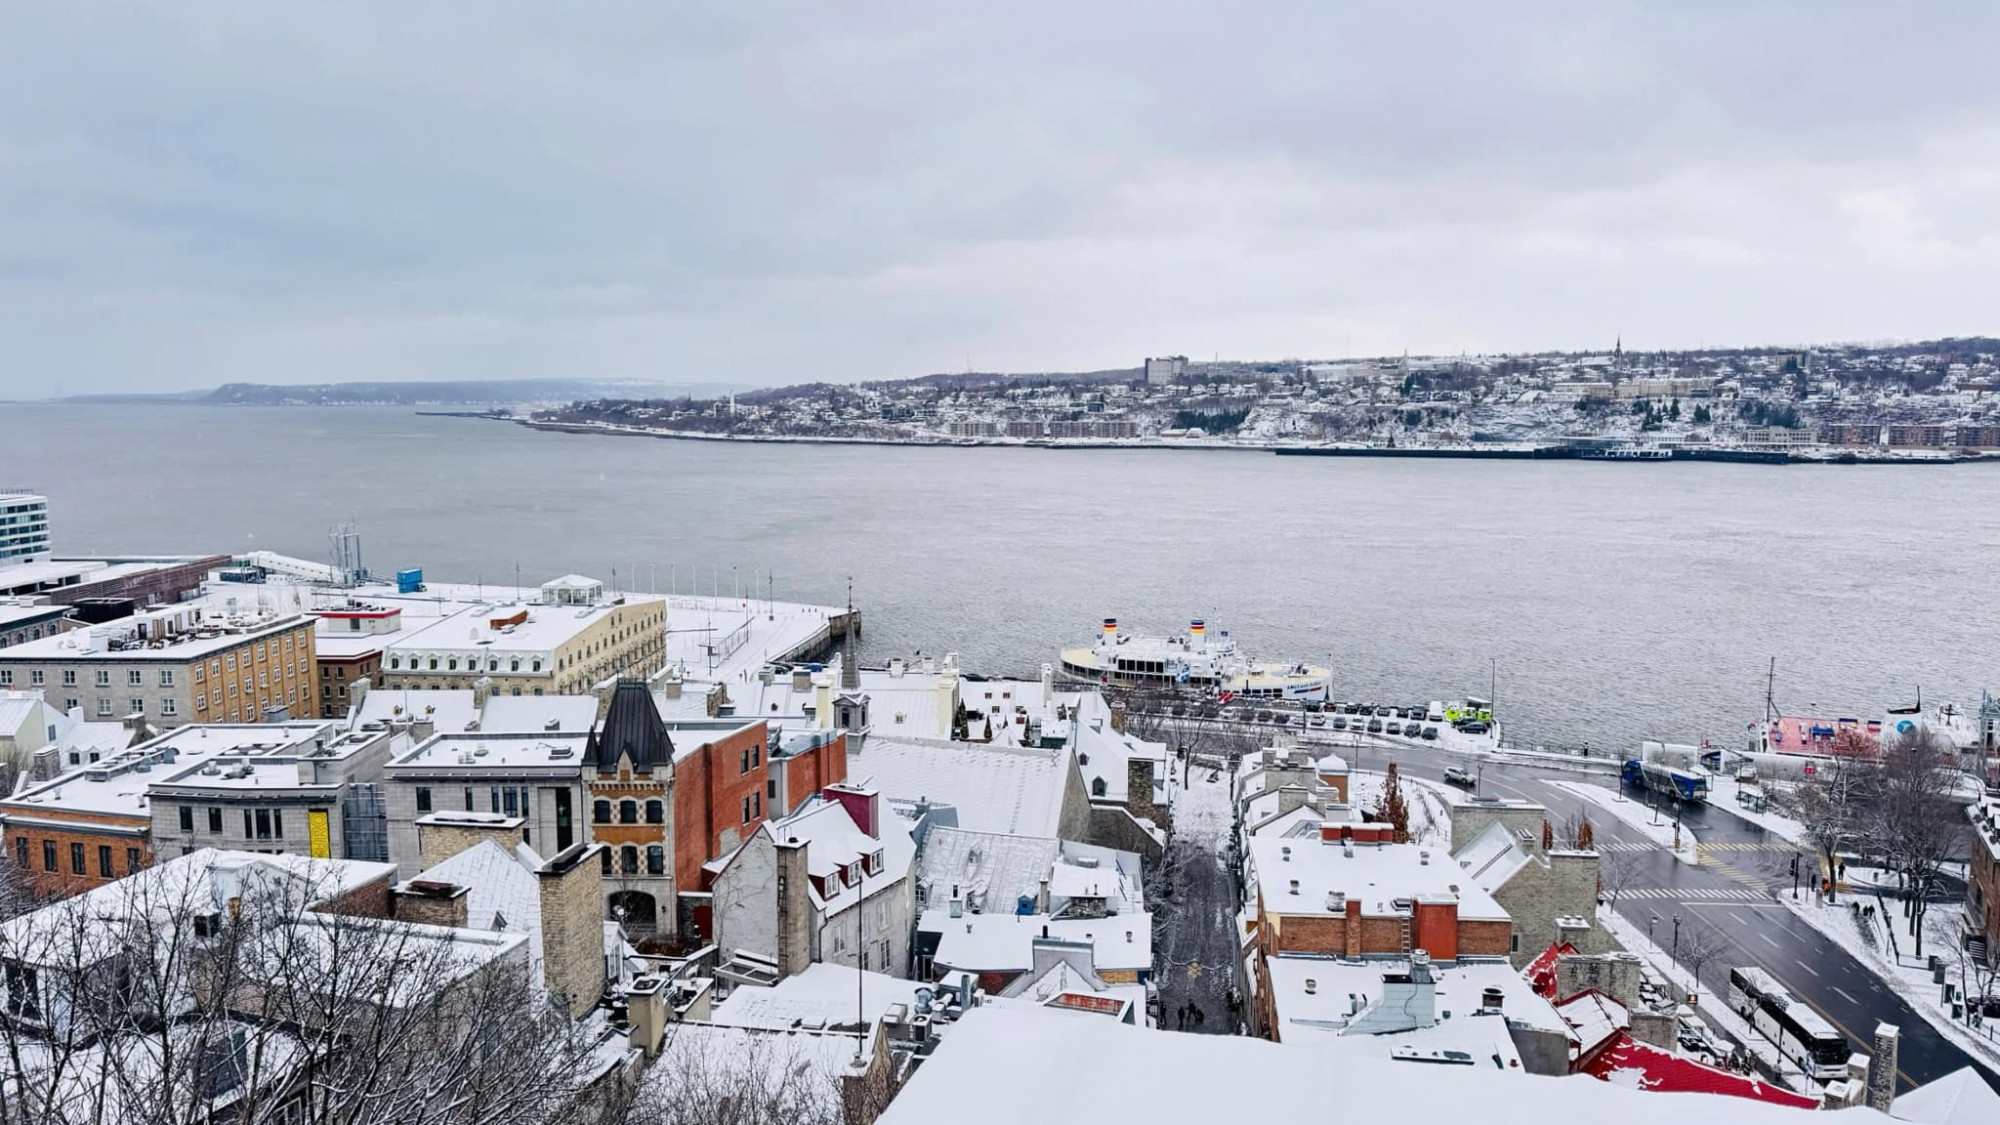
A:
[[1866, 727, 1963, 959], [0, 859, 615, 1125], [615, 1026, 847, 1125], [1790, 750, 1863, 903], [1673, 916, 1731, 1002], [1597, 846, 1641, 912]]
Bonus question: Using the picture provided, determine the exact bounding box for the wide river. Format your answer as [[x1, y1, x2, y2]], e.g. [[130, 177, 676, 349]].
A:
[[12, 404, 2000, 751]]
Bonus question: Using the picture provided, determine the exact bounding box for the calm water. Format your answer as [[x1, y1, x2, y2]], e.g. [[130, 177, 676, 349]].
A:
[[10, 403, 2000, 750]]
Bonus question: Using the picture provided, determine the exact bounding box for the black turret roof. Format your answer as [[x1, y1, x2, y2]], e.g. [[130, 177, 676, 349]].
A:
[[587, 680, 673, 774]]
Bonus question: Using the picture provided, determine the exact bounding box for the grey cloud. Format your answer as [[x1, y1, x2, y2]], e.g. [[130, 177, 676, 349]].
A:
[[1, 2, 1996, 395]]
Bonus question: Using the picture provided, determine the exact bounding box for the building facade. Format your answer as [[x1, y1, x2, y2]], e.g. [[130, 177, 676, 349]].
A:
[[0, 494, 50, 568], [377, 579, 665, 697], [0, 606, 317, 728]]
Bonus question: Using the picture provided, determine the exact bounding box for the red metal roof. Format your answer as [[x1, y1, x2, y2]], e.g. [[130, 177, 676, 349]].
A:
[[1580, 1032, 1819, 1109], [1524, 940, 1577, 999]]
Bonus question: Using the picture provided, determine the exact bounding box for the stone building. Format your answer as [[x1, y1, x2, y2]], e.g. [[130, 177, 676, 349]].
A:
[[376, 577, 664, 697], [1449, 797, 1604, 965]]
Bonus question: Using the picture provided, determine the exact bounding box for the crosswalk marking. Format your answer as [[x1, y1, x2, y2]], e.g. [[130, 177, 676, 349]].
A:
[[1697, 842, 1797, 853], [1618, 886, 1772, 901]]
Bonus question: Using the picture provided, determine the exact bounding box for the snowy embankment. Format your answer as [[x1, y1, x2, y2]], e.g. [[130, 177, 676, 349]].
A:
[[1598, 906, 1819, 1096], [1705, 776, 1808, 845], [1553, 780, 1699, 864], [1349, 769, 1452, 849], [1775, 887, 2000, 1068]]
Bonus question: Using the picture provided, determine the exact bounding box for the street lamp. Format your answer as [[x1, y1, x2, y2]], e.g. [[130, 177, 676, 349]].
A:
[[1672, 913, 1682, 961]]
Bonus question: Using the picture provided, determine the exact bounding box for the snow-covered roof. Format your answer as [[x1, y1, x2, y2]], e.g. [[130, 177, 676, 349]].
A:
[[1264, 953, 1568, 1046], [756, 795, 916, 915], [915, 827, 1061, 916], [1453, 819, 1534, 893], [1583, 1033, 1820, 1109], [1555, 988, 1628, 1061], [710, 962, 930, 1032], [879, 1006, 1870, 1125], [1892, 1067, 2000, 1125], [414, 838, 546, 973], [1067, 693, 1170, 804], [846, 737, 1072, 837], [1249, 836, 1510, 922], [921, 908, 1152, 974]]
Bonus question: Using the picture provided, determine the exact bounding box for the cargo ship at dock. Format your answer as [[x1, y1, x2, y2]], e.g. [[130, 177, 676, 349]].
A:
[[1057, 618, 1333, 700]]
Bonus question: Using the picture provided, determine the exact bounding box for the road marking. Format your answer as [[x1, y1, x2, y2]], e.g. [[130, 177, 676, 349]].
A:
[[1759, 933, 1780, 949], [1832, 987, 1858, 1004], [1730, 911, 1750, 926], [1795, 960, 1819, 977]]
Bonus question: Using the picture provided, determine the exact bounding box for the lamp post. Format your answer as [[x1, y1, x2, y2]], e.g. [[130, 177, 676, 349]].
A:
[[1672, 913, 1682, 962]]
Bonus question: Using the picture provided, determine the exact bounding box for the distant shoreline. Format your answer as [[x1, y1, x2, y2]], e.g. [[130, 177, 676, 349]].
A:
[[502, 416, 1996, 464]]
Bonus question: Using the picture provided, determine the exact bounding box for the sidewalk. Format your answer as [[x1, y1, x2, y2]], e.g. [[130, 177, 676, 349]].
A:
[[1555, 780, 1700, 864], [1776, 887, 2000, 1069]]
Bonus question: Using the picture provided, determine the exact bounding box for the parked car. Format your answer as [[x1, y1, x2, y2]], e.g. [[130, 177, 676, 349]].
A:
[[1421, 725, 1439, 740], [1255, 710, 1273, 723], [1366, 719, 1384, 734], [1383, 721, 1402, 735], [1443, 766, 1475, 788], [1457, 720, 1490, 735], [1331, 716, 1348, 730], [1272, 713, 1291, 726]]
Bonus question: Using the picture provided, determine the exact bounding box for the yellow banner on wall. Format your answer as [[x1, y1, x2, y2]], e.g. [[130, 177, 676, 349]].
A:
[[307, 810, 331, 859]]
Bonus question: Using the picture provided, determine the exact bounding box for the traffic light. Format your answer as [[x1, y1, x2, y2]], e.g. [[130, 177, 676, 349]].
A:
[[1789, 855, 1799, 877]]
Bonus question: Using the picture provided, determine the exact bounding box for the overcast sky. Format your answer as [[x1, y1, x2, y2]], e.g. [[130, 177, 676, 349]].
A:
[[3, 3, 1997, 396]]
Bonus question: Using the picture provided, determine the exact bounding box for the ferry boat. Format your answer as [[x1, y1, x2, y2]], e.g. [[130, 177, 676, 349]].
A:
[[1057, 618, 1333, 700], [1579, 444, 1673, 461]]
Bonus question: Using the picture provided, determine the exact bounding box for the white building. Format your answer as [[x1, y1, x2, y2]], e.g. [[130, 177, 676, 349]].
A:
[[0, 494, 50, 569], [708, 786, 916, 978]]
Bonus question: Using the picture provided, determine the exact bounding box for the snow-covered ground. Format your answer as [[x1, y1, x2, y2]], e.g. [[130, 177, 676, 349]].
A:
[[1598, 905, 1821, 1096], [1176, 757, 1235, 850], [1775, 887, 2000, 1068], [1554, 780, 1699, 864], [1349, 769, 1452, 849], [1706, 776, 1808, 845]]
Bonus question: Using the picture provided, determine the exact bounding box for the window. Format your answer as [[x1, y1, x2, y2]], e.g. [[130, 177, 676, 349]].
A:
[[179, 806, 195, 832], [126, 848, 141, 874], [95, 669, 110, 687], [65, 698, 77, 713], [766, 779, 777, 801], [619, 799, 637, 825], [592, 799, 611, 824], [69, 843, 84, 875], [1091, 776, 1107, 797], [129, 698, 145, 715], [600, 848, 613, 875], [753, 792, 761, 819], [208, 808, 222, 833], [0, 671, 8, 686], [28, 671, 42, 686], [1510, 933, 1521, 953], [741, 796, 752, 825], [644, 799, 663, 824], [97, 699, 113, 716], [463, 787, 474, 811], [750, 742, 761, 768], [621, 846, 639, 875], [11, 837, 24, 867], [227, 655, 237, 671], [254, 810, 272, 840], [555, 789, 573, 851], [416, 787, 432, 813], [740, 747, 750, 773], [503, 788, 518, 816], [646, 845, 665, 875], [61, 670, 75, 686], [97, 846, 113, 878], [160, 669, 174, 686], [195, 694, 206, 712], [272, 810, 284, 838], [127, 669, 142, 686], [41, 840, 55, 871], [6, 964, 40, 1021], [161, 699, 177, 717], [243, 810, 254, 838]]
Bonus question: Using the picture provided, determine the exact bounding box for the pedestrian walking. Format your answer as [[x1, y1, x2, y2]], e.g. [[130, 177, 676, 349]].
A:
[[1175, 1003, 1186, 1030], [1193, 1005, 1205, 1029]]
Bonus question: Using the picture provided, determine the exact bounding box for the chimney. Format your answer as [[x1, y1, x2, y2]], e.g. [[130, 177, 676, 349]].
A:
[[472, 675, 494, 711], [1868, 1024, 1900, 1113], [823, 784, 880, 839], [1038, 877, 1051, 914], [1108, 700, 1126, 734], [775, 837, 812, 978], [792, 667, 812, 692], [416, 812, 525, 871], [392, 879, 470, 929], [1277, 784, 1310, 817], [704, 683, 727, 718], [409, 717, 436, 745], [348, 676, 370, 716], [1040, 662, 1054, 698], [625, 976, 667, 1059], [536, 843, 607, 1020], [661, 670, 683, 700], [1345, 951, 1437, 1035]]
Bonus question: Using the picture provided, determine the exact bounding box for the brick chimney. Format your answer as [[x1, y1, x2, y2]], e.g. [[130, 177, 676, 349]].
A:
[[392, 879, 469, 929], [775, 836, 812, 979], [823, 784, 880, 839], [536, 842, 607, 1020], [416, 812, 525, 870]]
